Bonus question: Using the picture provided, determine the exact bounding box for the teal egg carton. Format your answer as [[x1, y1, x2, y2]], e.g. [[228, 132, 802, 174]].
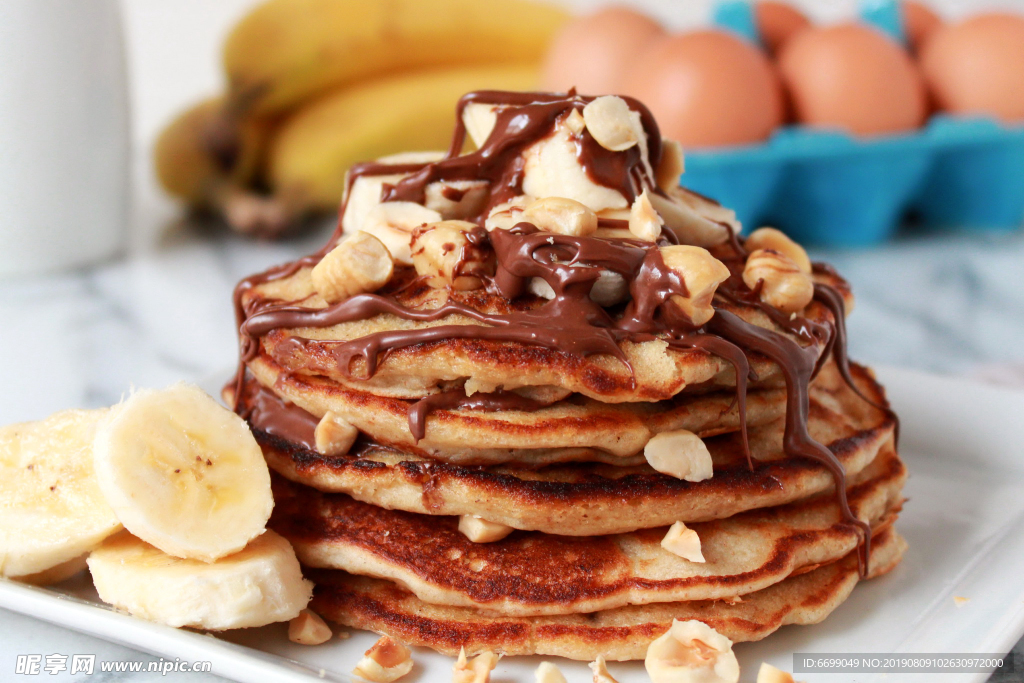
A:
[[683, 117, 1024, 246], [697, 0, 1024, 245]]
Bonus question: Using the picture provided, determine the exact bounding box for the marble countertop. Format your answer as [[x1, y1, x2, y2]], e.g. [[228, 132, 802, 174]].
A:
[[2, 173, 1024, 681]]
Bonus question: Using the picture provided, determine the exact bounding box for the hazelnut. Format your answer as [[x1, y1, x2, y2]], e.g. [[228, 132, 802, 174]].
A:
[[352, 635, 413, 683], [757, 663, 801, 683], [522, 197, 599, 237], [452, 648, 500, 683], [411, 220, 490, 291], [645, 620, 740, 683], [314, 411, 358, 456], [361, 201, 443, 265], [629, 189, 664, 242], [287, 609, 332, 645], [582, 95, 643, 152], [484, 196, 532, 232], [656, 140, 685, 192], [535, 662, 568, 683], [589, 655, 620, 683], [311, 231, 394, 304], [742, 249, 815, 314], [564, 108, 586, 135], [659, 246, 731, 326], [458, 515, 514, 543], [661, 522, 705, 563], [644, 429, 713, 482], [745, 228, 811, 274]]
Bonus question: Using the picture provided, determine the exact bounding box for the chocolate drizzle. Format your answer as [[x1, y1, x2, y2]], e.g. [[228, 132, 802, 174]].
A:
[[408, 389, 546, 442], [230, 90, 887, 576]]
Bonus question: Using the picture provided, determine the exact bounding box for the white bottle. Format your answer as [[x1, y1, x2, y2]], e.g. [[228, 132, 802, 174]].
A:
[[0, 0, 130, 276]]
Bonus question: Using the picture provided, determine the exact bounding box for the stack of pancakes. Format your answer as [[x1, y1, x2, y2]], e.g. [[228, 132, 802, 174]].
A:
[[230, 91, 906, 662]]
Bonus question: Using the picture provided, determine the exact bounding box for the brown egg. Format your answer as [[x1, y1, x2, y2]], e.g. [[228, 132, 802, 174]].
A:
[[920, 13, 1024, 123], [756, 1, 811, 56], [540, 6, 665, 96], [778, 23, 927, 136], [623, 31, 784, 147], [903, 1, 943, 52]]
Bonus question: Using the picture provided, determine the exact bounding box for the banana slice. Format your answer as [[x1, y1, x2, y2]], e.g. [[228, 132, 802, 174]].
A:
[[0, 409, 121, 579], [93, 383, 273, 562], [88, 530, 312, 630]]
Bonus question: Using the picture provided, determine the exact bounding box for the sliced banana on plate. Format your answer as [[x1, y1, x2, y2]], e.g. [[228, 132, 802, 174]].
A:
[[88, 530, 312, 630], [0, 409, 121, 580], [93, 383, 273, 562]]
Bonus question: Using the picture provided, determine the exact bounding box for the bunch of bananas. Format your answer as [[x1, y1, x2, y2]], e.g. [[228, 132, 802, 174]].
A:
[[154, 0, 568, 236]]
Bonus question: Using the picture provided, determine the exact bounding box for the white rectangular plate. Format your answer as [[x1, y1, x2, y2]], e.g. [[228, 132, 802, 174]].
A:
[[2, 366, 1023, 683]]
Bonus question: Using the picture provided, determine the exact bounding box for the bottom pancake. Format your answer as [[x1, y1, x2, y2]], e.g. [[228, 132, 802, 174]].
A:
[[309, 527, 905, 661]]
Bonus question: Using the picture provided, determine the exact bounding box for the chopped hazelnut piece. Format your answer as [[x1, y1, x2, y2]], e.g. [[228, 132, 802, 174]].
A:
[[311, 231, 394, 304], [659, 245, 731, 326], [645, 619, 739, 683], [757, 662, 802, 683], [535, 661, 568, 683], [661, 522, 706, 563], [629, 189, 664, 242], [644, 429, 713, 482], [314, 411, 358, 456], [353, 635, 414, 683], [288, 609, 332, 645], [589, 655, 620, 683], [582, 96, 643, 152], [458, 515, 514, 543], [743, 249, 815, 314], [452, 647, 500, 683], [522, 197, 598, 237], [745, 228, 811, 274]]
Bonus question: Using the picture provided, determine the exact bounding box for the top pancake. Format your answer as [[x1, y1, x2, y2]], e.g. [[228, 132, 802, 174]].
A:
[[243, 267, 851, 403]]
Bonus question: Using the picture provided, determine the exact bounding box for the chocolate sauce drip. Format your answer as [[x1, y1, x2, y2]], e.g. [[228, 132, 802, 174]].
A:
[[708, 310, 872, 571], [233, 376, 319, 452], [407, 389, 546, 442]]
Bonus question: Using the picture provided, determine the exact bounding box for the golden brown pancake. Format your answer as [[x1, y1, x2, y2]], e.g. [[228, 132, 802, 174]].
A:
[[309, 526, 905, 661], [244, 268, 850, 403], [272, 446, 904, 616], [259, 362, 895, 535], [246, 353, 788, 465]]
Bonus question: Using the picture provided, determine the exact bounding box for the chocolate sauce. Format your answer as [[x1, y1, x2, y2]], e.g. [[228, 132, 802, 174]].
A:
[[233, 377, 319, 452], [407, 389, 546, 442], [230, 90, 889, 576]]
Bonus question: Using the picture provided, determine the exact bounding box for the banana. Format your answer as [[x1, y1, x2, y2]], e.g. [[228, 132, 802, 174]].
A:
[[153, 96, 271, 207], [0, 409, 121, 579], [92, 384, 273, 563], [88, 530, 312, 630], [222, 0, 567, 116], [265, 64, 538, 216]]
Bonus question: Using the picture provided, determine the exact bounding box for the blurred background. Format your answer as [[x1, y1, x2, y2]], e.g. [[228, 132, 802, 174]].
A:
[[2, 0, 1024, 679]]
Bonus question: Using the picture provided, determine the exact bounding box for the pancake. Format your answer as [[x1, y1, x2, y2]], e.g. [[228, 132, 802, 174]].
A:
[[245, 353, 788, 465], [309, 526, 905, 661], [260, 362, 895, 535], [244, 268, 850, 403], [272, 445, 905, 616]]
